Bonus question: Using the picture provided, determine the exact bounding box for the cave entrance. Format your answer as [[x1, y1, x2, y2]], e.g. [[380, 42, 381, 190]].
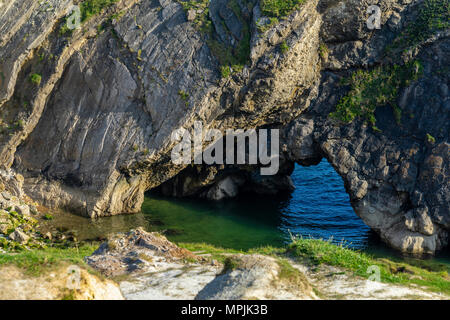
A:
[[142, 159, 375, 250]]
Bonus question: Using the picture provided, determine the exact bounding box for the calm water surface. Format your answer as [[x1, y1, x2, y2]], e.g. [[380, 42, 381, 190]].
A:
[[47, 160, 450, 266]]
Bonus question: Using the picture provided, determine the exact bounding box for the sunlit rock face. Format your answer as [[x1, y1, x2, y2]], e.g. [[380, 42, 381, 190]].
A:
[[0, 0, 448, 254]]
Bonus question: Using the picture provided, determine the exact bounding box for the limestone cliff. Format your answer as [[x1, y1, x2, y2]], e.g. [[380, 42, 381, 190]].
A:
[[0, 0, 448, 254]]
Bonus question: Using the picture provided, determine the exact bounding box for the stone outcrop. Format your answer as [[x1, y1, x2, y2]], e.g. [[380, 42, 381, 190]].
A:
[[0, 190, 46, 251], [86, 228, 316, 300], [0, 0, 448, 254]]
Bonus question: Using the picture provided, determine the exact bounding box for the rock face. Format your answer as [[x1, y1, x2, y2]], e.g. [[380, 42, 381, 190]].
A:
[[280, 1, 450, 255], [1, 0, 321, 214], [0, 0, 448, 254]]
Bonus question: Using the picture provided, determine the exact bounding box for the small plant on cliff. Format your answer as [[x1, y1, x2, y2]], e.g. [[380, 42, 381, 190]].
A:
[[280, 41, 289, 54], [178, 90, 190, 106], [319, 42, 328, 60], [80, 0, 119, 23], [330, 60, 423, 129], [426, 133, 436, 144], [29, 73, 42, 86], [59, 19, 73, 36], [220, 65, 232, 79], [221, 256, 241, 274], [14, 120, 24, 130]]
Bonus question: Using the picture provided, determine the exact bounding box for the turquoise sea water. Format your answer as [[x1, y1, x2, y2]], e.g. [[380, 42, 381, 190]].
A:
[[142, 160, 371, 250]]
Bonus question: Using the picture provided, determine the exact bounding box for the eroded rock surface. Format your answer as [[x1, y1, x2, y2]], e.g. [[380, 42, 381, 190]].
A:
[[0, 0, 448, 254], [292, 261, 449, 300], [0, 264, 124, 300], [86, 228, 316, 300]]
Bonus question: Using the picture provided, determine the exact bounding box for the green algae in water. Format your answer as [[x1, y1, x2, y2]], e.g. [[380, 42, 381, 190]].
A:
[[142, 195, 285, 250], [43, 194, 285, 251], [38, 209, 153, 241]]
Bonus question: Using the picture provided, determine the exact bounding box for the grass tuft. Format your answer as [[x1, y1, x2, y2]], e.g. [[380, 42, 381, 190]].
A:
[[280, 41, 289, 54], [0, 244, 97, 276], [29, 73, 42, 86], [288, 237, 450, 295]]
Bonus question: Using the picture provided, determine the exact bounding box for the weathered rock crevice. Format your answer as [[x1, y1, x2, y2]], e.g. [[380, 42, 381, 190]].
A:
[[0, 0, 448, 254]]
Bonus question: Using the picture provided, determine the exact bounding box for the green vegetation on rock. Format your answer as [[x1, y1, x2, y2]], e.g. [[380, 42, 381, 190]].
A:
[[0, 208, 42, 251], [221, 256, 242, 274], [388, 0, 449, 51], [260, 0, 306, 18], [177, 0, 212, 34], [178, 90, 190, 106], [0, 245, 97, 276], [276, 257, 309, 287], [29, 73, 42, 86], [330, 60, 423, 130], [60, 0, 119, 36], [178, 90, 189, 101], [331, 0, 446, 130], [280, 41, 289, 54], [426, 133, 436, 144], [80, 0, 119, 23], [209, 1, 252, 78], [319, 42, 328, 59], [257, 0, 306, 32]]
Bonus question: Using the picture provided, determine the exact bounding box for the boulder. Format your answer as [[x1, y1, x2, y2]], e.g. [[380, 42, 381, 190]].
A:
[[0, 265, 124, 300], [14, 204, 30, 217], [8, 229, 29, 244]]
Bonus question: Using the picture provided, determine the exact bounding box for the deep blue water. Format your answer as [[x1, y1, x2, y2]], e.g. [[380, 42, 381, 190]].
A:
[[279, 161, 371, 248]]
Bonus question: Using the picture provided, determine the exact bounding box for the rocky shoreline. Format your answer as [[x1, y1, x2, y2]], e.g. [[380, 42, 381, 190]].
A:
[[85, 229, 448, 300], [0, 190, 122, 299], [0, 216, 448, 300]]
